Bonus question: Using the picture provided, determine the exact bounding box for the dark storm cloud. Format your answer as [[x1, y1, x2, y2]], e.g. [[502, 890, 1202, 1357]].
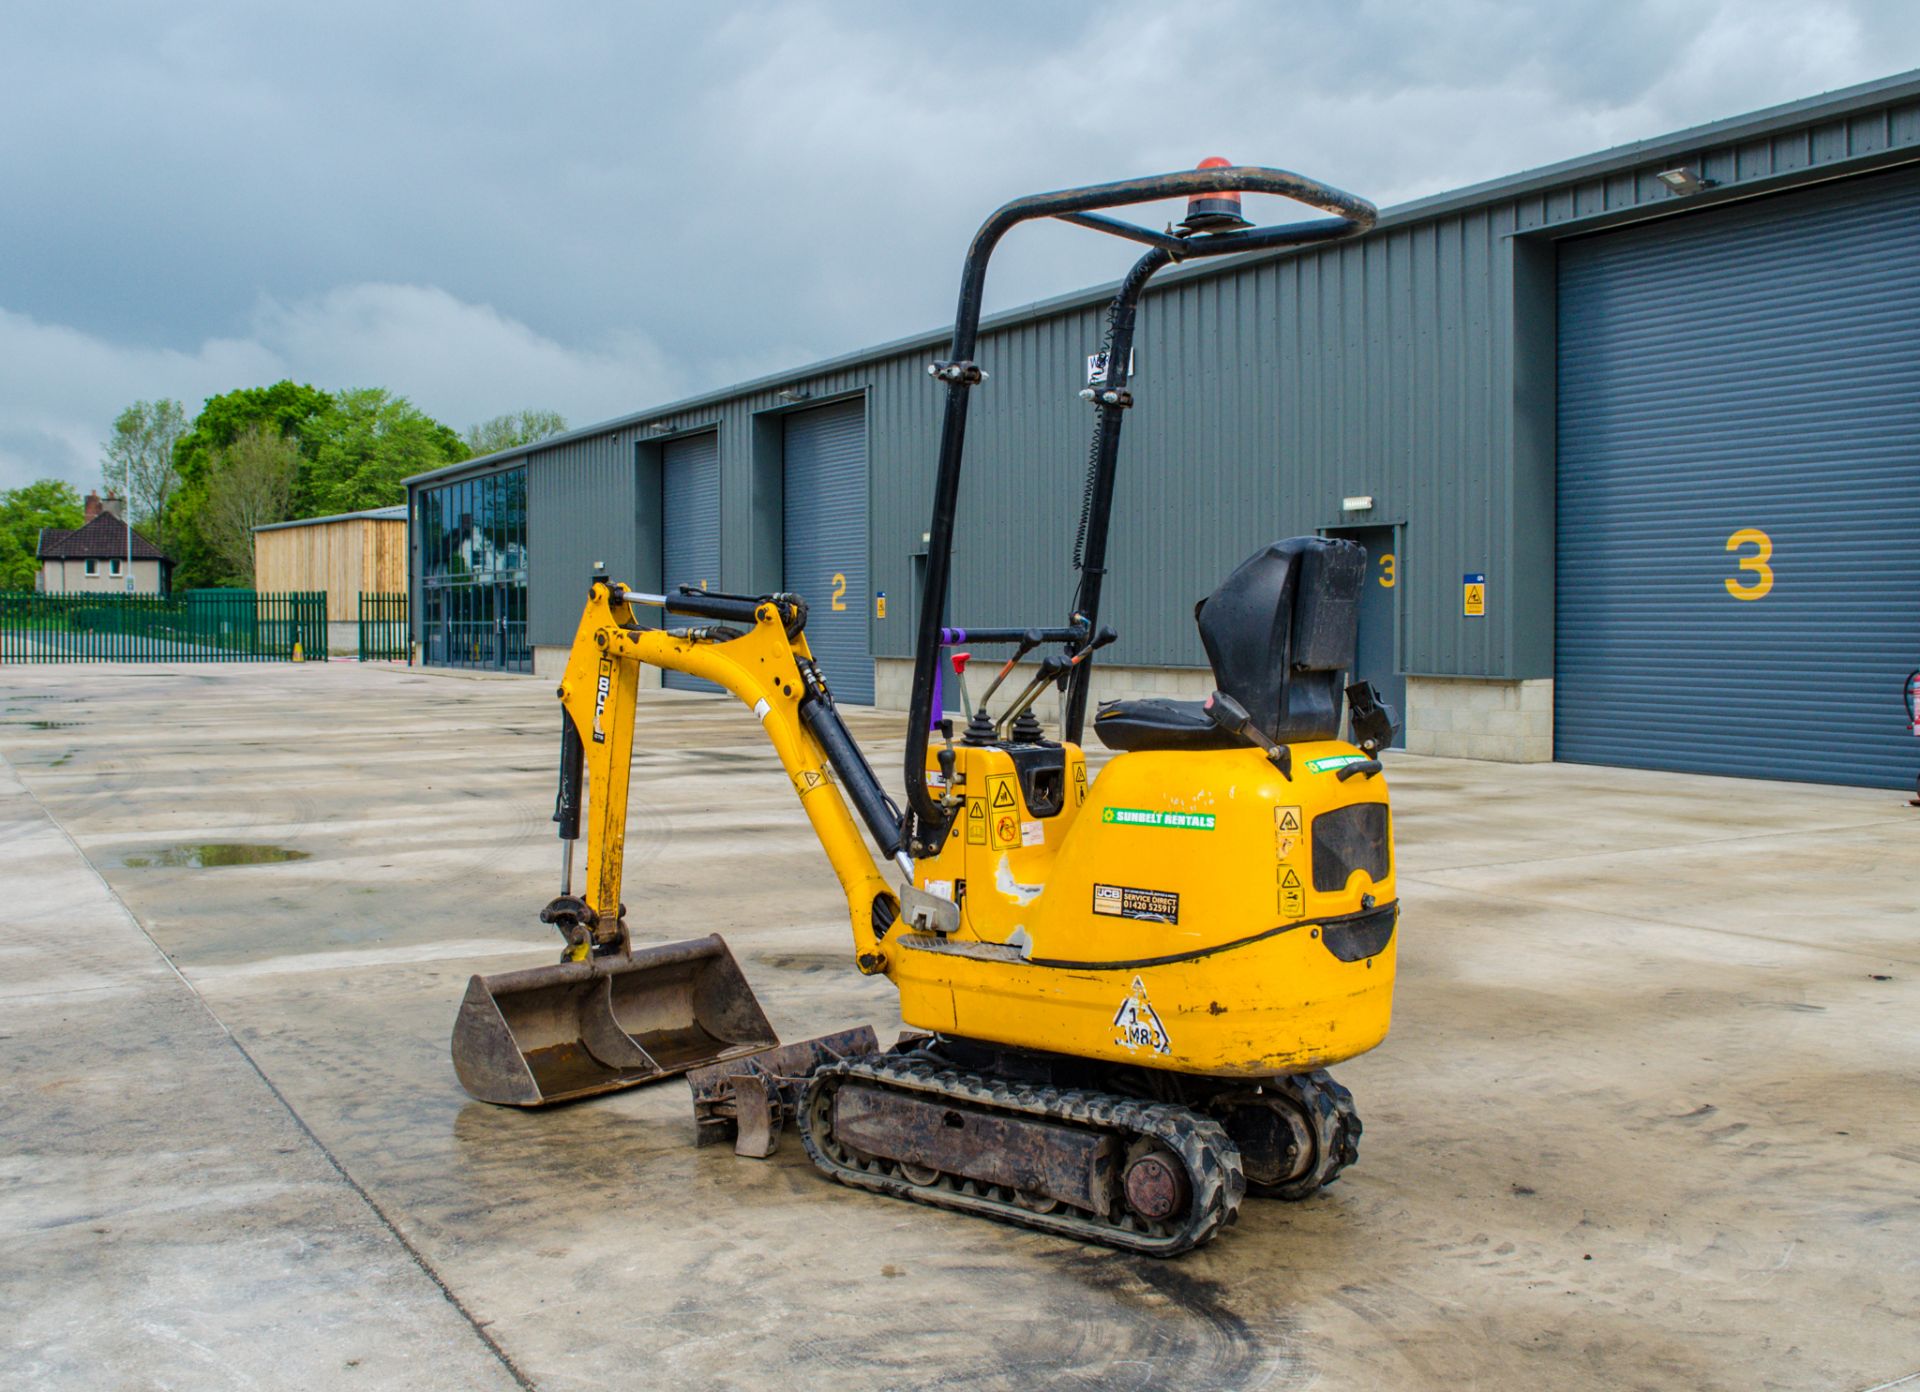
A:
[[1, 0, 1914, 487]]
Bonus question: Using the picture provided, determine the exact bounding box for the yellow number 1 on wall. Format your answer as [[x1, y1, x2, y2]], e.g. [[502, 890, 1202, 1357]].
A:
[[1724, 528, 1773, 601]]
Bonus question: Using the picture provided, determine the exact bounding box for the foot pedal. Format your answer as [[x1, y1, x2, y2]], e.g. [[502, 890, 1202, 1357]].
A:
[[688, 1026, 879, 1157]]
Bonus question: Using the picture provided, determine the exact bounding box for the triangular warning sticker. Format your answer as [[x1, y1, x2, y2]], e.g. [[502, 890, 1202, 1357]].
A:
[[1276, 808, 1301, 833], [967, 800, 984, 820], [991, 782, 1017, 808], [1279, 868, 1302, 889]]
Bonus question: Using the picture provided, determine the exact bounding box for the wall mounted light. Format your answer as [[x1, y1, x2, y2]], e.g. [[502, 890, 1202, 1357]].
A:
[[1342, 495, 1375, 513], [645, 422, 673, 437], [1655, 165, 1715, 196], [776, 388, 812, 404]]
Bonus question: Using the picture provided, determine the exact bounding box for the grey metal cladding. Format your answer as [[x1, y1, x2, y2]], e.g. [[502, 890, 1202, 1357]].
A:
[[1555, 163, 1920, 789], [526, 428, 642, 645], [414, 73, 1919, 683]]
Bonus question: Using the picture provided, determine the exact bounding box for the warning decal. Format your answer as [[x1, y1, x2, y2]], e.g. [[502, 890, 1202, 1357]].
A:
[[1274, 804, 1302, 860], [1112, 976, 1171, 1055], [1092, 883, 1180, 924], [1278, 867, 1305, 918], [792, 768, 830, 797], [965, 798, 987, 844], [1071, 760, 1087, 806], [987, 774, 1019, 849]]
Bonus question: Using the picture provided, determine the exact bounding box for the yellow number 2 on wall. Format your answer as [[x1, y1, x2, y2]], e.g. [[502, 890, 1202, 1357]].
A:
[[831, 572, 847, 611], [1724, 528, 1773, 601]]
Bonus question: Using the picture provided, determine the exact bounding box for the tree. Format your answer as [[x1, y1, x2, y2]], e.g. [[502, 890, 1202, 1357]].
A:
[[297, 387, 469, 517], [0, 479, 85, 589], [101, 400, 187, 549], [465, 409, 567, 458], [168, 382, 335, 586], [199, 425, 300, 585]]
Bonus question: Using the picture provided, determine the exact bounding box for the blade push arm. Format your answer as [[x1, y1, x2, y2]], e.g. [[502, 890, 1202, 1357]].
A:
[[553, 582, 903, 973]]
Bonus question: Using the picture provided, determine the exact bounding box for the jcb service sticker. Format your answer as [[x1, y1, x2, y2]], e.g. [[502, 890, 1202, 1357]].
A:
[[1091, 882, 1179, 924]]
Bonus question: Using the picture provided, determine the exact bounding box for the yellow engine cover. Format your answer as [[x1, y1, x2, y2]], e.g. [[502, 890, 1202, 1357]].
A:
[[896, 740, 1396, 1078]]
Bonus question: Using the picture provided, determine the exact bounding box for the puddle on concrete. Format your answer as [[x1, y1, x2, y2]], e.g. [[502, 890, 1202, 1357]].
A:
[[0, 720, 85, 730], [119, 843, 312, 869]]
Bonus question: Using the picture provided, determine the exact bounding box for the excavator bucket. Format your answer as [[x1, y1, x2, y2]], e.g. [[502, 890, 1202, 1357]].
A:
[[452, 933, 778, 1107]]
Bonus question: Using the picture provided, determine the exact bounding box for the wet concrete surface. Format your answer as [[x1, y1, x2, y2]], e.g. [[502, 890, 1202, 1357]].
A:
[[1, 662, 1916, 1391]]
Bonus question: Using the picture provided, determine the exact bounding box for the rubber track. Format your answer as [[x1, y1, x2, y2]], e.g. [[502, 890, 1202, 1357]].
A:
[[800, 1055, 1246, 1257], [1251, 1069, 1362, 1201]]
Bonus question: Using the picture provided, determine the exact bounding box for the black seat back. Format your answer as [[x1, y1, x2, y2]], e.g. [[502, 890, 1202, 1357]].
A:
[[1196, 537, 1365, 745]]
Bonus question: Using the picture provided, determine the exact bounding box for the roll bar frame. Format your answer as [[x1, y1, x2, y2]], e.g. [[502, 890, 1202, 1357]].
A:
[[902, 166, 1378, 851]]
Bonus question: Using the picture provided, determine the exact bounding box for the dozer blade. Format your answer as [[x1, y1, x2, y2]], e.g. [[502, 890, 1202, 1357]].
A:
[[687, 1025, 880, 1155], [452, 933, 778, 1106]]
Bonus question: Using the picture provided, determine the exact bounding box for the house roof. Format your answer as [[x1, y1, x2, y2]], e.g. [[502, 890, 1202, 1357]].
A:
[[38, 512, 173, 563], [252, 504, 408, 533]]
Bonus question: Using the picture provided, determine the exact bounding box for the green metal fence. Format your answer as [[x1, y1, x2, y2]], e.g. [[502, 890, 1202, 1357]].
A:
[[0, 590, 328, 663], [358, 592, 410, 661]]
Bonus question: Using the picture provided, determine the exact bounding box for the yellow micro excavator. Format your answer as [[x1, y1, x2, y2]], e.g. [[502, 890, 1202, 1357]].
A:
[[451, 161, 1402, 1255]]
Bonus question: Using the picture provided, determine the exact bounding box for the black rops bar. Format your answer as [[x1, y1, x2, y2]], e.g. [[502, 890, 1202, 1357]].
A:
[[903, 164, 1378, 849]]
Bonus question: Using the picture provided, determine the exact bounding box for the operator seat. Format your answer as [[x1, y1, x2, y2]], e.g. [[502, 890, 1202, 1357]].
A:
[[1092, 536, 1366, 753]]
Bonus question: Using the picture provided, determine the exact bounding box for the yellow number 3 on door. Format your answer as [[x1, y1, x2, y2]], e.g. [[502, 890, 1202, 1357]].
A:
[[1724, 528, 1773, 601]]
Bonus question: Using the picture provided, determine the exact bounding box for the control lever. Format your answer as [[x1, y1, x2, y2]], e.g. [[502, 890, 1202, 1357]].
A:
[[1204, 690, 1292, 780], [997, 655, 1069, 738], [975, 628, 1044, 712], [936, 719, 959, 810], [1065, 626, 1118, 673], [950, 652, 975, 720]]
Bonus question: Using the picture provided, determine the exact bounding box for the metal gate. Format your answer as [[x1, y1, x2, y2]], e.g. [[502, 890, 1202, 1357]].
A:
[[661, 432, 722, 693], [0, 591, 326, 662], [783, 399, 872, 705], [1555, 165, 1920, 788], [358, 592, 409, 661]]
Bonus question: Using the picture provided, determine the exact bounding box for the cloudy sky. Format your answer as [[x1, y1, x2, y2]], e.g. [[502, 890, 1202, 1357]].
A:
[[3, 1, 1915, 491]]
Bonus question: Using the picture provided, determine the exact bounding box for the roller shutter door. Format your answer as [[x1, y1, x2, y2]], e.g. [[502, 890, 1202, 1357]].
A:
[[1555, 166, 1920, 788], [661, 432, 721, 694], [783, 399, 873, 704]]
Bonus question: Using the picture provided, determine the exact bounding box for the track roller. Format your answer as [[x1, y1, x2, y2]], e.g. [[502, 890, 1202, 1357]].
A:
[[800, 1055, 1245, 1256]]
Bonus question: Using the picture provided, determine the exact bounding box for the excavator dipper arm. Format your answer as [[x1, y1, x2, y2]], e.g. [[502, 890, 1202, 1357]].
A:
[[553, 581, 902, 974]]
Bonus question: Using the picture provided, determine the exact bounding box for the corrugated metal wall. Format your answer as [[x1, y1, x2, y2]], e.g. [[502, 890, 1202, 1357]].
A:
[[524, 425, 644, 642], [410, 78, 1920, 685]]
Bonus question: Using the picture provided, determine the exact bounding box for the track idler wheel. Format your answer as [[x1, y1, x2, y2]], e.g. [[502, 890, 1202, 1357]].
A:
[[1215, 1069, 1360, 1200], [1121, 1140, 1191, 1223]]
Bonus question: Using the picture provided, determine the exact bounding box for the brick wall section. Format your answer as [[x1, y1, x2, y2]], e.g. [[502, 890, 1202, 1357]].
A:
[[1404, 676, 1553, 762]]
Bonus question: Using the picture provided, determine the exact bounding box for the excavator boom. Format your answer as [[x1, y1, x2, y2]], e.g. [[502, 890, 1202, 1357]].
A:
[[450, 582, 904, 1107]]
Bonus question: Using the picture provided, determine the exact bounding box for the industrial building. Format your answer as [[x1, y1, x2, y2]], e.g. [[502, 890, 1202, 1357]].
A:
[[406, 71, 1920, 789]]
